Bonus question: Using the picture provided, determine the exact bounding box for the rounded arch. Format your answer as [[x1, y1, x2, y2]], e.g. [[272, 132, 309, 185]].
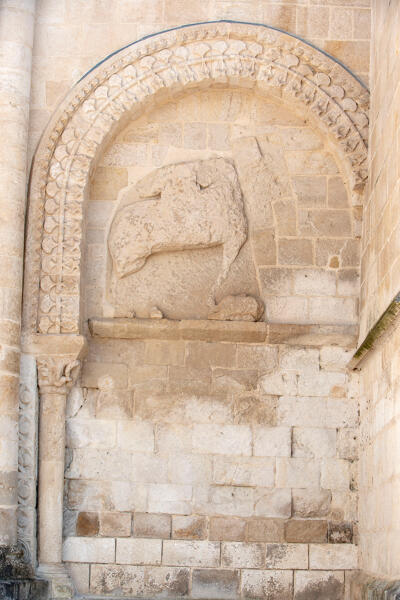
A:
[[24, 21, 369, 336]]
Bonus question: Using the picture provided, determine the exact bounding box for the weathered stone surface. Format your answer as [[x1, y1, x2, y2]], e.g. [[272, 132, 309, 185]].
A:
[[209, 517, 246, 542], [208, 295, 264, 322], [265, 543, 308, 569], [285, 519, 328, 543], [133, 513, 171, 539], [172, 516, 207, 540], [294, 570, 344, 600], [221, 542, 265, 568], [247, 519, 285, 543], [192, 569, 239, 599], [242, 569, 293, 599]]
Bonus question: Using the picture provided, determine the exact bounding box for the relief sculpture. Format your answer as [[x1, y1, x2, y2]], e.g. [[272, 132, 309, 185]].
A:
[[108, 158, 262, 319]]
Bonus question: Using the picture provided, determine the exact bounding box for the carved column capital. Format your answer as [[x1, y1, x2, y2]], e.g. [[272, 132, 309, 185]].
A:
[[37, 356, 80, 394]]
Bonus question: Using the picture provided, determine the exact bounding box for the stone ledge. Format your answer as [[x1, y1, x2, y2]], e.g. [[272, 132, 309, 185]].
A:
[[89, 318, 357, 347]]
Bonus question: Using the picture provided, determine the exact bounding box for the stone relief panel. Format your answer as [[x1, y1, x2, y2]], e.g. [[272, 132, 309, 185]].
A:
[[108, 157, 248, 316], [84, 88, 360, 325]]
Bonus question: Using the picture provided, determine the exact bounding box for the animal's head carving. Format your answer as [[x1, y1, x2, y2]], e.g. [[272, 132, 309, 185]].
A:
[[108, 158, 247, 289]]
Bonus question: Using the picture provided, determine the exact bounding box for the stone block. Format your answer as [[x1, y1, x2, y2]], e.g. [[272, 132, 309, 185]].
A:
[[236, 345, 278, 372], [117, 421, 154, 452], [192, 569, 240, 599], [76, 511, 99, 536], [280, 347, 320, 373], [285, 519, 327, 543], [309, 544, 358, 570], [63, 536, 115, 563], [132, 454, 168, 483], [184, 122, 207, 149], [66, 419, 116, 449], [337, 269, 360, 296], [133, 513, 171, 539], [169, 366, 211, 394], [254, 488, 292, 519], [212, 368, 258, 394], [297, 370, 346, 397], [145, 566, 190, 597], [259, 267, 293, 295], [321, 459, 351, 490], [90, 166, 128, 202], [168, 454, 212, 484], [116, 538, 162, 565], [192, 424, 252, 456], [328, 521, 353, 544], [278, 239, 313, 266], [241, 569, 293, 599], [265, 543, 308, 569], [294, 570, 344, 600], [273, 200, 297, 235], [96, 389, 134, 419], [81, 361, 128, 389], [194, 485, 254, 518], [276, 458, 320, 488], [221, 542, 265, 568], [320, 346, 352, 370], [232, 396, 277, 426], [252, 228, 276, 265], [294, 268, 337, 296], [292, 175, 327, 207], [185, 341, 237, 369], [144, 340, 185, 365], [299, 209, 351, 237], [156, 424, 193, 454], [100, 512, 132, 537], [253, 426, 291, 457], [328, 177, 348, 208], [65, 448, 132, 481], [286, 151, 338, 176], [247, 518, 285, 543], [260, 371, 297, 396], [148, 483, 192, 515], [292, 427, 336, 458], [265, 296, 309, 324], [65, 563, 89, 594], [337, 428, 358, 460], [308, 297, 357, 325], [90, 564, 145, 595], [208, 123, 230, 151], [172, 515, 207, 540], [162, 540, 220, 567], [209, 517, 246, 541], [213, 456, 275, 487]]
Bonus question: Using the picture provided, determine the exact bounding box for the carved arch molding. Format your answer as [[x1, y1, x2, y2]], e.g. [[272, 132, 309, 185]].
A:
[[24, 21, 369, 336]]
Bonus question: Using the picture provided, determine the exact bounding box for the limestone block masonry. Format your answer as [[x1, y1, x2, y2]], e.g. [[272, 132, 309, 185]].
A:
[[0, 1, 385, 598], [17, 16, 370, 600]]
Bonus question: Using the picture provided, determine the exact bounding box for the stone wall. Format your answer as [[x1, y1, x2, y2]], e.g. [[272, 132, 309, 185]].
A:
[[83, 89, 361, 326], [355, 0, 400, 585], [63, 335, 359, 597], [29, 0, 371, 167], [359, 0, 399, 340], [358, 324, 400, 580]]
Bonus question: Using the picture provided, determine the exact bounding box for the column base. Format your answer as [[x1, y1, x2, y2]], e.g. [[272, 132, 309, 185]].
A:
[[36, 564, 74, 600], [0, 545, 49, 599], [351, 572, 400, 599]]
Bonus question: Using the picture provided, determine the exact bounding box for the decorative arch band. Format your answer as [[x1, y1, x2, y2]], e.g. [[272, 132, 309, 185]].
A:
[[24, 21, 369, 336]]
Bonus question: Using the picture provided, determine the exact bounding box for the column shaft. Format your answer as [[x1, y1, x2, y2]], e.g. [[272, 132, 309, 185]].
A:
[[0, 0, 36, 545]]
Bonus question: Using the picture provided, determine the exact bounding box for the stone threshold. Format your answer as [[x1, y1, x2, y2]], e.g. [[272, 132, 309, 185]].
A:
[[89, 317, 357, 347]]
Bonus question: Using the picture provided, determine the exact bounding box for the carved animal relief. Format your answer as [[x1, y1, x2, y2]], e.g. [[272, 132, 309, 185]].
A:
[[108, 158, 250, 315]]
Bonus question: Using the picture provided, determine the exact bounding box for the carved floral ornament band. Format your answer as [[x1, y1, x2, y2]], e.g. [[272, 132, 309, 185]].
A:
[[24, 21, 369, 337]]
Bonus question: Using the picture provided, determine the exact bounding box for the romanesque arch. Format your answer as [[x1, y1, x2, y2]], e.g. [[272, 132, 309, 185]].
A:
[[24, 21, 369, 338]]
